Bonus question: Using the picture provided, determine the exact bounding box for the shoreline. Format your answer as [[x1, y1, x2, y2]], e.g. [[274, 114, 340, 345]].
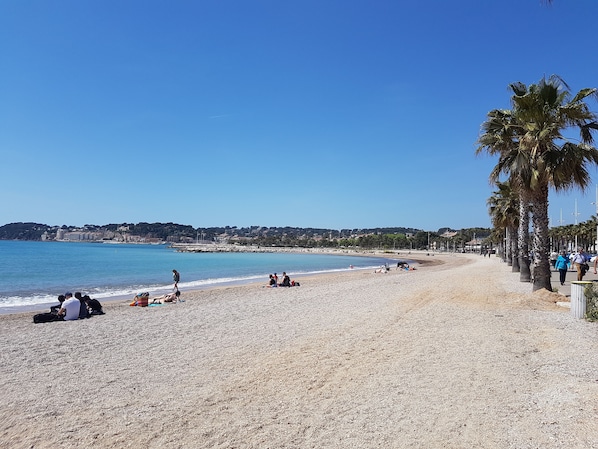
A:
[[1, 250, 444, 323], [0, 249, 439, 316]]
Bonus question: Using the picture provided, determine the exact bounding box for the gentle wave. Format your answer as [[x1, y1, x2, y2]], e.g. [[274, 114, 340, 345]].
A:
[[0, 264, 382, 311], [0, 240, 401, 313]]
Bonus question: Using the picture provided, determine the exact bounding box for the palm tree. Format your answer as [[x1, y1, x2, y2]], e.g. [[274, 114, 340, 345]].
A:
[[581, 220, 594, 250], [477, 109, 531, 281], [498, 76, 598, 291], [487, 181, 519, 267], [590, 215, 598, 253], [560, 224, 576, 252]]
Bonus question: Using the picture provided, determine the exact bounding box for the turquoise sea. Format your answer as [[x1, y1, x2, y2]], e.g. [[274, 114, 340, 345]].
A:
[[0, 240, 396, 313]]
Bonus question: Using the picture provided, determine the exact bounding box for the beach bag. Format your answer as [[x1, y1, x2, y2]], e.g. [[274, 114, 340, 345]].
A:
[[131, 292, 149, 307], [33, 313, 62, 323]]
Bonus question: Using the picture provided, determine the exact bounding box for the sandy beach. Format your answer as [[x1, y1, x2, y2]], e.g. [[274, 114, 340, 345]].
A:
[[1, 252, 597, 449]]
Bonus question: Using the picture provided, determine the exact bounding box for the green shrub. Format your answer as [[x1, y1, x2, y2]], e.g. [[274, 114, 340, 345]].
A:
[[583, 284, 598, 321]]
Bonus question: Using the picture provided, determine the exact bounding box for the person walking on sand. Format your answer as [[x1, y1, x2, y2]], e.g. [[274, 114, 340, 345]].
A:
[[172, 269, 180, 291]]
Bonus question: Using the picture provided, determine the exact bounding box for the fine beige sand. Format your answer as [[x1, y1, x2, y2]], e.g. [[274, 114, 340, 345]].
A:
[[1, 253, 597, 449]]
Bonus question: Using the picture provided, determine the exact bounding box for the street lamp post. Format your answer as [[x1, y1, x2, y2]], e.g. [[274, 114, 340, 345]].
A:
[[573, 199, 580, 250]]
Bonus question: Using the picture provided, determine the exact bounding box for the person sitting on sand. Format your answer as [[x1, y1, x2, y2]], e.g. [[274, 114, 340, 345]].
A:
[[151, 290, 180, 304], [268, 274, 277, 287], [84, 295, 104, 315], [130, 292, 150, 307], [50, 295, 65, 314], [58, 292, 82, 321], [33, 295, 66, 323], [280, 272, 291, 287], [75, 292, 90, 319]]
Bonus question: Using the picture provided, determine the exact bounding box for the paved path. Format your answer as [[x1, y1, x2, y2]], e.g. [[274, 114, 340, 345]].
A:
[[550, 265, 598, 298], [492, 258, 597, 298]]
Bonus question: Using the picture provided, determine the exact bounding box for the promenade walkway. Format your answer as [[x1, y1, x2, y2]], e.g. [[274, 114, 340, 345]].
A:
[[490, 255, 597, 299], [550, 264, 598, 298]]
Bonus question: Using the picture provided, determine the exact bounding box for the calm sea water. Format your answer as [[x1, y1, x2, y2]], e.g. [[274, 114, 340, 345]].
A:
[[0, 240, 395, 312]]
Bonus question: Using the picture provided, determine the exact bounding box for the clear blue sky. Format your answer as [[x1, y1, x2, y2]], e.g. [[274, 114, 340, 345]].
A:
[[2, 0, 598, 231]]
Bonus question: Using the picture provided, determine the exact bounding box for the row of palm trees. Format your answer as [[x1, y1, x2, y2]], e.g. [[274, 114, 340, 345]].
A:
[[550, 218, 598, 253], [477, 75, 598, 291]]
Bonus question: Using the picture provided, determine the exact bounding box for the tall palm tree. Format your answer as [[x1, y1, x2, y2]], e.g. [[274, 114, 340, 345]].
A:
[[477, 109, 531, 280], [499, 76, 598, 291]]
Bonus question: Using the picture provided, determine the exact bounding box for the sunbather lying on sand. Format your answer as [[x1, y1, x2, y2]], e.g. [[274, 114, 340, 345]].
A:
[[151, 290, 181, 304]]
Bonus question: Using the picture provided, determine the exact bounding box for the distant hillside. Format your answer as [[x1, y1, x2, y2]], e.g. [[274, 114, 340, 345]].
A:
[[0, 222, 492, 251], [0, 222, 51, 240], [0, 222, 425, 241]]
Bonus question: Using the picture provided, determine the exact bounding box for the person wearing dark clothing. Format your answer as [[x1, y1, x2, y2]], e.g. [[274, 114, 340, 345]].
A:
[[268, 274, 277, 287], [50, 295, 66, 314], [33, 295, 66, 323], [280, 272, 291, 287], [84, 295, 104, 315], [173, 269, 180, 291], [75, 292, 90, 319]]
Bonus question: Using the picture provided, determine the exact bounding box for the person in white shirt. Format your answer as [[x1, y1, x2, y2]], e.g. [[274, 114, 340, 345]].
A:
[[58, 292, 81, 321], [571, 248, 589, 281]]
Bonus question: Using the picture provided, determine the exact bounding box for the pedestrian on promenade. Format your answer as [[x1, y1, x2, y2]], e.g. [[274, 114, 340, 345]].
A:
[[555, 251, 569, 285], [571, 248, 589, 281]]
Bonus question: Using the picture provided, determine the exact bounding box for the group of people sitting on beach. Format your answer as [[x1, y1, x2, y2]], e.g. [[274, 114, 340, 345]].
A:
[[374, 262, 415, 273], [130, 290, 183, 306], [33, 292, 104, 323], [268, 272, 300, 288], [129, 268, 184, 307], [397, 262, 415, 271]]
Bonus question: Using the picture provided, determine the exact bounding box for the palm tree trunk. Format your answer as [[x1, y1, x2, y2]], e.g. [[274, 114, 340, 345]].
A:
[[509, 225, 519, 271], [505, 227, 512, 265], [531, 184, 552, 292], [518, 191, 531, 281]]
